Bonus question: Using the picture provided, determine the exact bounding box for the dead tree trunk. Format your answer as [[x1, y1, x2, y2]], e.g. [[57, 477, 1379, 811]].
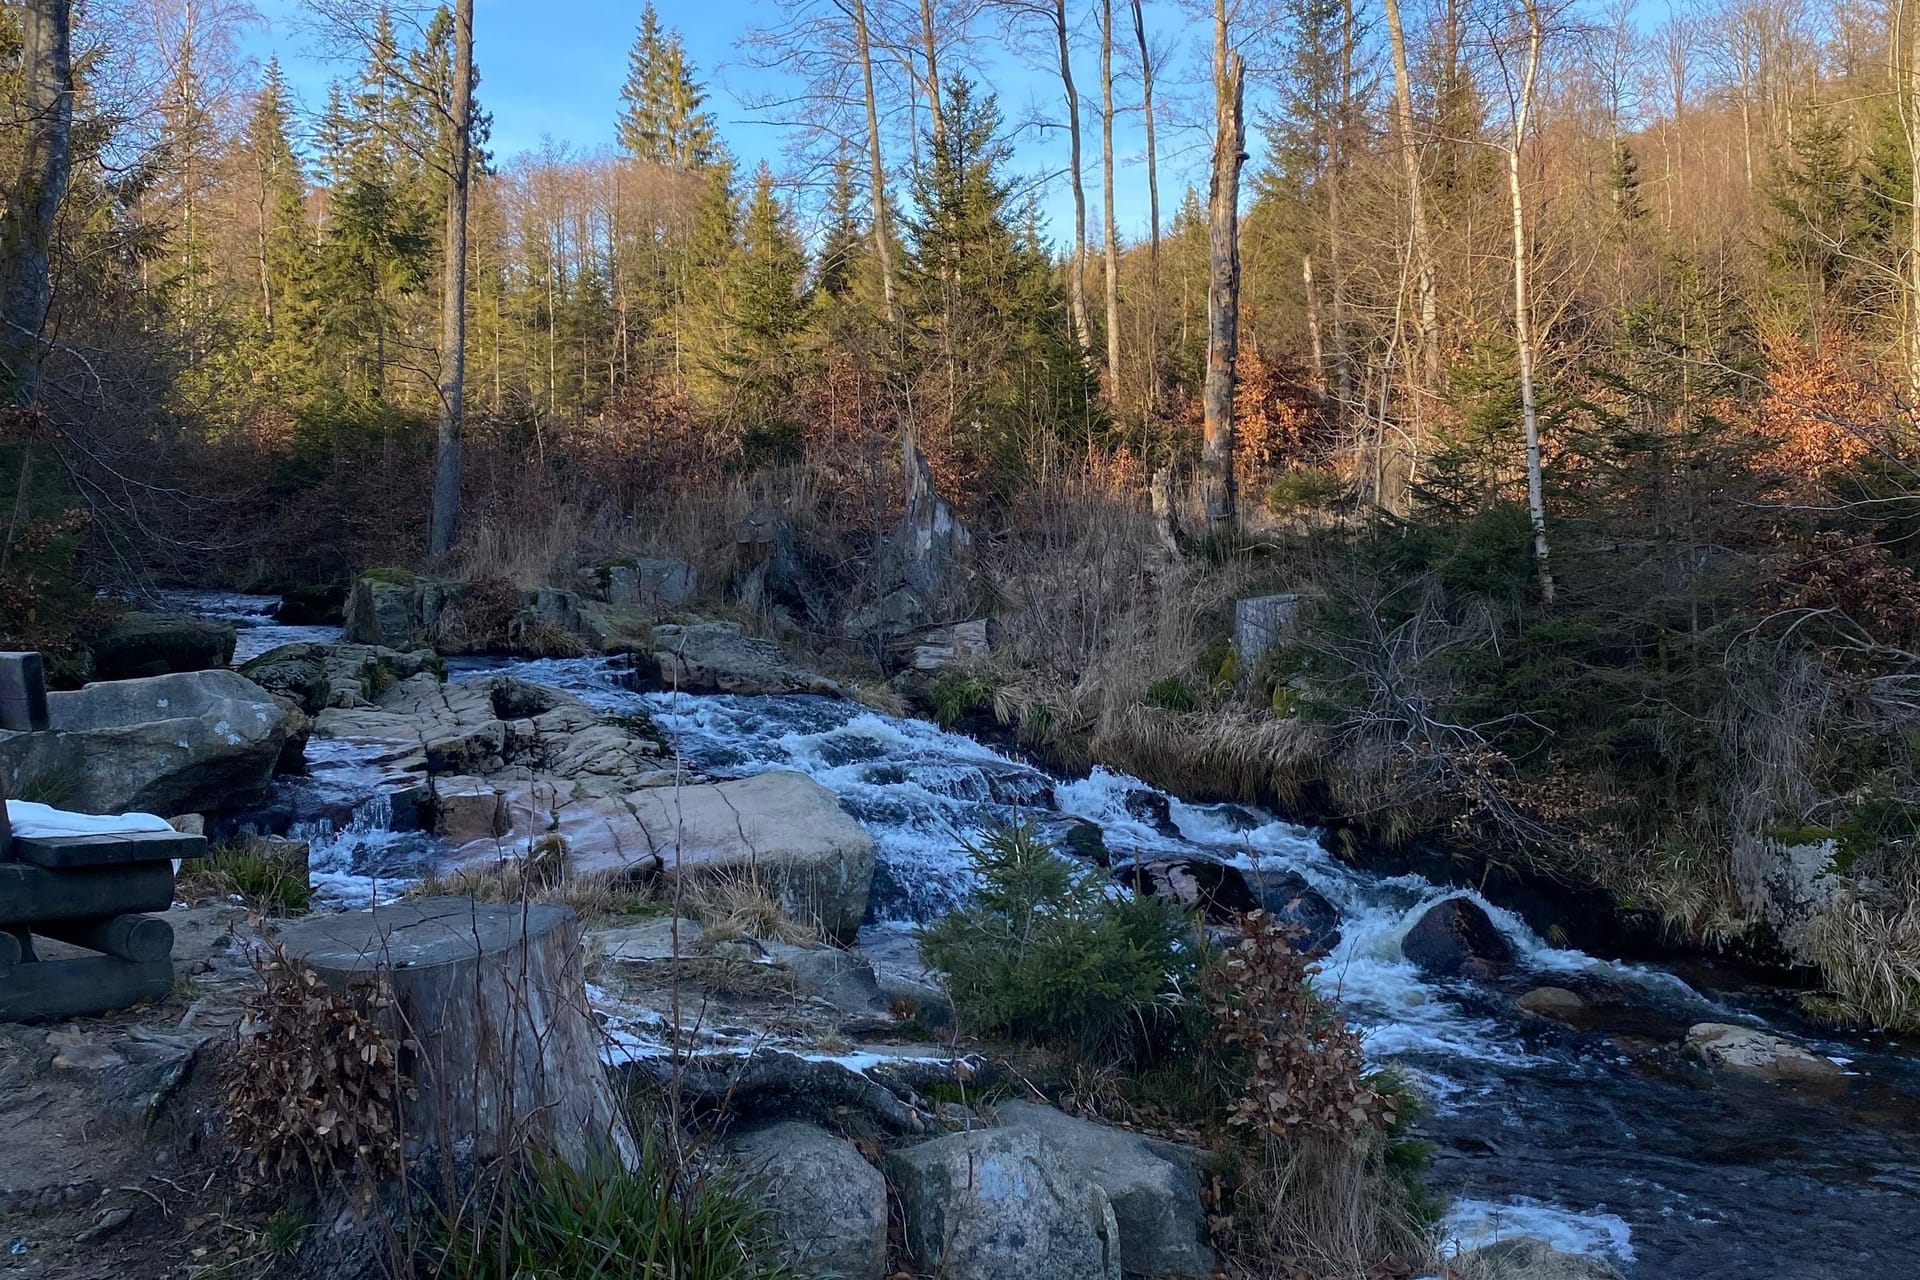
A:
[[429, 0, 474, 558], [1100, 0, 1122, 401], [279, 897, 635, 1172], [1201, 0, 1244, 530], [0, 0, 73, 406]]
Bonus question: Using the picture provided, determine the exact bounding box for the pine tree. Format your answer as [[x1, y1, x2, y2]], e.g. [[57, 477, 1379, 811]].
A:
[[618, 3, 717, 170], [815, 149, 866, 301]]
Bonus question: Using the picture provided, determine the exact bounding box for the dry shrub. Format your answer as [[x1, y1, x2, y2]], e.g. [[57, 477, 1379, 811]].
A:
[[1207, 911, 1392, 1141], [224, 944, 411, 1189], [1206, 911, 1431, 1278]]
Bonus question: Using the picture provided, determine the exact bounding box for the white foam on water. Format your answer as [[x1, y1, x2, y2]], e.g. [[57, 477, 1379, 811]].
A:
[[1442, 1195, 1637, 1265]]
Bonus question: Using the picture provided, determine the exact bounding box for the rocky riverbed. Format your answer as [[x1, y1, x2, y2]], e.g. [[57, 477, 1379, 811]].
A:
[[6, 591, 1919, 1279]]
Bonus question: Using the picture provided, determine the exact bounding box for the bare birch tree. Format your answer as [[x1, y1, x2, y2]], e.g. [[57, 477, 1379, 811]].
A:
[[1100, 0, 1121, 399]]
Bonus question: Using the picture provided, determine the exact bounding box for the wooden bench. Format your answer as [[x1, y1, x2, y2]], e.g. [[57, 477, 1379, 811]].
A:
[[2, 651, 207, 1021]]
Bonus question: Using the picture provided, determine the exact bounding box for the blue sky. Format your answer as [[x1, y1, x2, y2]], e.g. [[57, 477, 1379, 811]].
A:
[[237, 0, 1222, 246]]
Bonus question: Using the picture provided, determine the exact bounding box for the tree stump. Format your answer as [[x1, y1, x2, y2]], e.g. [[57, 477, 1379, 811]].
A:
[[275, 896, 633, 1172]]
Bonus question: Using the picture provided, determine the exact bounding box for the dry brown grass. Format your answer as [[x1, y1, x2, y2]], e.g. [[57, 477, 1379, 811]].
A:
[[675, 872, 822, 946], [1810, 866, 1920, 1032], [1226, 1131, 1435, 1280]]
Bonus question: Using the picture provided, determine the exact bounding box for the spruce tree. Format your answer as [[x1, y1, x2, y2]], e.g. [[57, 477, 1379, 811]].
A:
[[618, 3, 717, 169], [235, 57, 316, 381], [709, 163, 808, 453]]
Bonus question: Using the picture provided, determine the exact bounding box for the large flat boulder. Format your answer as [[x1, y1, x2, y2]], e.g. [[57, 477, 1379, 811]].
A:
[[0, 669, 296, 816], [992, 1102, 1214, 1278], [1684, 1022, 1844, 1083], [88, 612, 236, 681], [889, 1127, 1122, 1280], [730, 1121, 887, 1280], [598, 771, 875, 941]]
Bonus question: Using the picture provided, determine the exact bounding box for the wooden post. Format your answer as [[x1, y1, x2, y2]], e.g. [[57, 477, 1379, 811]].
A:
[[0, 652, 50, 731]]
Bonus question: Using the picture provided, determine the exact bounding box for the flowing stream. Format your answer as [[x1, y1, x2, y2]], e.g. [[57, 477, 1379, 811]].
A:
[[189, 594, 1920, 1278]]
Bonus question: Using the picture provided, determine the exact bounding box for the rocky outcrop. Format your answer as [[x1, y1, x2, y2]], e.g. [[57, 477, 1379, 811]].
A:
[[0, 670, 296, 815], [1684, 1023, 1843, 1083], [239, 642, 441, 716], [579, 557, 698, 610], [651, 622, 845, 698], [991, 1102, 1214, 1279], [908, 619, 993, 672], [730, 1122, 888, 1280], [736, 507, 831, 625], [315, 671, 874, 937], [1402, 897, 1515, 979], [888, 1127, 1122, 1280], [1455, 1239, 1626, 1280], [88, 612, 236, 681], [342, 570, 650, 656]]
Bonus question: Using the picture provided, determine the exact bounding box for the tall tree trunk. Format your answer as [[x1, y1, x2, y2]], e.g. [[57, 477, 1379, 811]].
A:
[[1052, 0, 1091, 362], [1329, 0, 1353, 411], [1380, 0, 1438, 393], [919, 0, 944, 147], [1907, 13, 1920, 412], [1099, 0, 1121, 400], [1130, 0, 1161, 430], [429, 0, 475, 558], [851, 0, 901, 329], [1201, 0, 1244, 529], [1504, 0, 1553, 603], [0, 0, 73, 406]]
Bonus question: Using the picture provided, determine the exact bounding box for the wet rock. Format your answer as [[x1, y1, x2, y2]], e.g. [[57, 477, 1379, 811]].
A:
[[888, 1127, 1122, 1280], [1062, 821, 1110, 866], [652, 622, 845, 697], [88, 611, 237, 681], [1117, 858, 1257, 922], [1246, 868, 1342, 956], [241, 641, 440, 714], [0, 669, 297, 815], [275, 585, 348, 626], [1516, 986, 1589, 1023], [731, 1121, 888, 1280], [1455, 1238, 1625, 1280], [1402, 897, 1515, 979], [1684, 1022, 1844, 1083], [992, 1102, 1214, 1279], [1122, 789, 1181, 837], [239, 642, 330, 714], [762, 940, 889, 1017]]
